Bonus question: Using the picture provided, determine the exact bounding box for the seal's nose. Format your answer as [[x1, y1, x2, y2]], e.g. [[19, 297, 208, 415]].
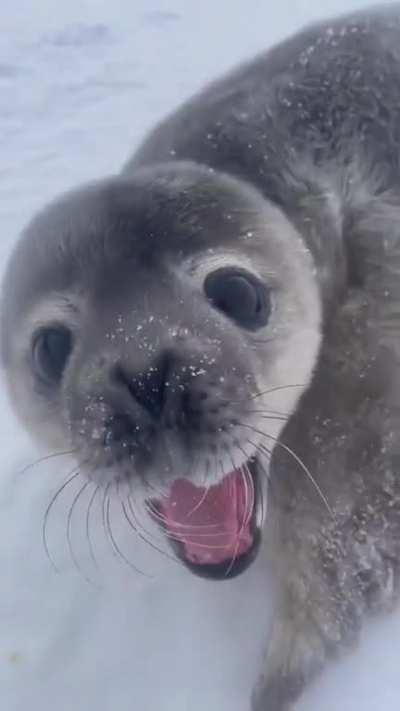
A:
[[103, 352, 176, 458], [104, 413, 136, 449], [102, 348, 199, 458], [114, 350, 173, 420]]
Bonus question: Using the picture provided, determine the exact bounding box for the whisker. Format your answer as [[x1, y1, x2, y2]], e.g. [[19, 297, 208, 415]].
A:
[[121, 500, 138, 536], [42, 469, 81, 572], [121, 498, 180, 566], [146, 501, 231, 536], [185, 487, 210, 519], [141, 506, 238, 565], [19, 449, 77, 477], [244, 461, 255, 528], [254, 441, 284, 520], [263, 437, 334, 518], [143, 452, 203, 504], [243, 409, 289, 422], [202, 456, 212, 487], [216, 452, 244, 568], [143, 479, 170, 500], [250, 337, 275, 345], [223, 451, 252, 578], [227, 447, 252, 528], [102, 483, 111, 546], [238, 422, 334, 517], [66, 480, 94, 585], [183, 455, 205, 516], [239, 464, 249, 530], [124, 490, 186, 564], [105, 491, 150, 577], [128, 496, 192, 565], [221, 450, 247, 577], [127, 495, 163, 543], [86, 485, 101, 573], [184, 456, 209, 519], [231, 383, 305, 405], [247, 437, 273, 462], [144, 501, 240, 548], [253, 443, 278, 528], [255, 455, 267, 524], [247, 437, 274, 520]]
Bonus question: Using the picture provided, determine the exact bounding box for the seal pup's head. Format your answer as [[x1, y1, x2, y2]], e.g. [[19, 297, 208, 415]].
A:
[[0, 161, 322, 579]]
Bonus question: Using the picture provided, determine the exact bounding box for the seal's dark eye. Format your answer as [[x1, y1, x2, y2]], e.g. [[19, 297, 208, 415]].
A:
[[204, 267, 271, 330], [32, 326, 73, 385]]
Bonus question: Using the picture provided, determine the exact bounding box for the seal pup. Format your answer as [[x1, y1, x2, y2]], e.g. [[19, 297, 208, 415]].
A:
[[2, 4, 400, 710]]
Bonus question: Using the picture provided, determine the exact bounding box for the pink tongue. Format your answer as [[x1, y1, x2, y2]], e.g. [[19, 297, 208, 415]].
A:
[[155, 468, 254, 566]]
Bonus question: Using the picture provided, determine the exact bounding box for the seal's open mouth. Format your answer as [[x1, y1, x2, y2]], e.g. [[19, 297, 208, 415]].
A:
[[150, 459, 262, 580]]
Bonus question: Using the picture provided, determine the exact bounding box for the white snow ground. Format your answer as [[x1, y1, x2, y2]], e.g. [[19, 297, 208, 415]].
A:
[[1, 1, 400, 709]]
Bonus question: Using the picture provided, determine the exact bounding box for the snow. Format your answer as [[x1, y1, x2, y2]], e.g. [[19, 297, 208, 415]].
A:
[[1, 1, 400, 709]]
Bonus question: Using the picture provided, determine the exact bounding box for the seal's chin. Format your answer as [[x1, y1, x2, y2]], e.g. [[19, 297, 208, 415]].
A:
[[150, 459, 263, 580]]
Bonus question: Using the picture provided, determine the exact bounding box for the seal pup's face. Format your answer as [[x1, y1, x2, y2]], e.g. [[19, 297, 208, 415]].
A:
[[1, 162, 322, 579]]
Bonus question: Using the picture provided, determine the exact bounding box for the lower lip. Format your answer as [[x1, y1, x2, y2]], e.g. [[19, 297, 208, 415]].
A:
[[171, 525, 262, 580]]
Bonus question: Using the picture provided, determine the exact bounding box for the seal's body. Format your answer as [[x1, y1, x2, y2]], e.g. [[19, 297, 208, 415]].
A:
[[2, 6, 400, 710], [125, 11, 400, 705]]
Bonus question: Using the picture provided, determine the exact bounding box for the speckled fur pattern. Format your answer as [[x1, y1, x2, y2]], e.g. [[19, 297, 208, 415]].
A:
[[124, 5, 400, 709]]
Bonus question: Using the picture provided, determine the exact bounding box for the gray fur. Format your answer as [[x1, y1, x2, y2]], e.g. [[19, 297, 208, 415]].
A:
[[123, 8, 400, 704], [2, 4, 400, 710]]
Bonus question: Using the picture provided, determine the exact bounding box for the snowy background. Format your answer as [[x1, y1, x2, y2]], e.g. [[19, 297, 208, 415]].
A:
[[1, 1, 400, 709]]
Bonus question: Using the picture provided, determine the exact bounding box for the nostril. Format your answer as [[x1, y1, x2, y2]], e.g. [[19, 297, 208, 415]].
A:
[[114, 351, 174, 419], [104, 414, 135, 448]]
